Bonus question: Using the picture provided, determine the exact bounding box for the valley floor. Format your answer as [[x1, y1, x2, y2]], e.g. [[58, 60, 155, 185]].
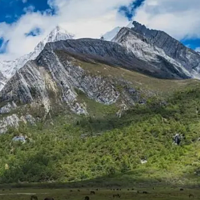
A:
[[0, 187, 199, 200]]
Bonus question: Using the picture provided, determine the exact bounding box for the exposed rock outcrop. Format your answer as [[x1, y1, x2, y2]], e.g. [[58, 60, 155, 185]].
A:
[[0, 42, 120, 116], [130, 21, 200, 77], [1, 22, 199, 134], [49, 38, 189, 79], [113, 27, 191, 79], [0, 114, 36, 134], [0, 101, 17, 114]]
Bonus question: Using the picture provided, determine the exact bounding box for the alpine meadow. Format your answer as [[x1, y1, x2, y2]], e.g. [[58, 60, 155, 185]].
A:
[[0, 1, 200, 199]]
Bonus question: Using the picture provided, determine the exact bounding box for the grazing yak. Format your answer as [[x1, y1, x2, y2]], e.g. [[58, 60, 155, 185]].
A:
[[113, 194, 121, 198], [31, 195, 38, 200], [90, 191, 95, 195], [85, 196, 90, 200], [44, 198, 54, 200], [30, 196, 54, 200], [189, 194, 194, 198]]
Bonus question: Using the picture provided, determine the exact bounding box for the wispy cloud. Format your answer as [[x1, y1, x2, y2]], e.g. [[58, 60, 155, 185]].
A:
[[133, 0, 200, 40], [0, 0, 133, 60], [1, 0, 200, 61]]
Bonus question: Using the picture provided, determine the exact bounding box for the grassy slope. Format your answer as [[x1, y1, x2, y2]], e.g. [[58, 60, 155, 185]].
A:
[[1, 84, 200, 187], [1, 54, 200, 187]]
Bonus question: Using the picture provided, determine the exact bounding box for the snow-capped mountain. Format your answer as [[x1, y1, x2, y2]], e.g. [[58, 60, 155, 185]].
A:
[[0, 26, 74, 90], [0, 20, 199, 134], [102, 21, 200, 79]]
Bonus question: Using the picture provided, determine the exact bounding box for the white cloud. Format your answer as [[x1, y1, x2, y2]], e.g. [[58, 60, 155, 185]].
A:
[[133, 0, 200, 40], [2, 0, 200, 61], [0, 0, 133, 60]]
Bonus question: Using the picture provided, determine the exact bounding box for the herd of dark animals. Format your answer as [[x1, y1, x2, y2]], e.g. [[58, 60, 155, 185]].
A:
[[0, 136, 190, 200], [31, 196, 54, 200], [29, 188, 196, 199], [28, 188, 194, 200], [0, 188, 195, 199]]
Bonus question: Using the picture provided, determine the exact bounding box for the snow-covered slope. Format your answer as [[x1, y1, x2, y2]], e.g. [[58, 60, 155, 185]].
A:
[[102, 27, 121, 41], [0, 26, 74, 91], [102, 22, 137, 41]]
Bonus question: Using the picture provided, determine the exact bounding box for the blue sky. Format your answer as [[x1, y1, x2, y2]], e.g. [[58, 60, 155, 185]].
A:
[[181, 38, 200, 50], [0, 0, 200, 60], [119, 0, 145, 20], [0, 0, 54, 24], [0, 0, 55, 54]]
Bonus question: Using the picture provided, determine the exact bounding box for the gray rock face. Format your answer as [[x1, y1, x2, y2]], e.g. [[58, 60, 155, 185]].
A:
[[131, 21, 200, 76], [0, 35, 192, 122], [47, 38, 189, 79], [0, 71, 7, 91], [37, 46, 119, 106], [0, 102, 17, 114], [0, 41, 120, 115], [0, 114, 36, 134], [0, 114, 20, 134], [112, 27, 190, 79], [25, 114, 36, 125]]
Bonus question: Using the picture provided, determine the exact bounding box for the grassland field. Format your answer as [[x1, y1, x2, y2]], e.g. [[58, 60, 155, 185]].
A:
[[0, 186, 200, 200]]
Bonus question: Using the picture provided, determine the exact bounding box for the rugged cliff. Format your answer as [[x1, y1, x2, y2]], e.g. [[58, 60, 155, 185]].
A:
[[0, 22, 199, 134], [113, 27, 190, 79], [131, 21, 200, 76]]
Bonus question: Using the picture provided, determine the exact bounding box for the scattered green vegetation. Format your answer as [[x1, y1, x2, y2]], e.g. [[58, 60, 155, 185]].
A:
[[0, 84, 200, 188]]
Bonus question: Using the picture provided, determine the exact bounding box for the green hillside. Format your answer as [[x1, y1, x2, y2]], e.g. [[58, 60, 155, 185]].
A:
[[0, 76, 200, 187]]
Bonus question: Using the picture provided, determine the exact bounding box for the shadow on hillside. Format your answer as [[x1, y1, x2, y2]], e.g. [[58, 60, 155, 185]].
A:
[[75, 105, 178, 134], [0, 168, 198, 189]]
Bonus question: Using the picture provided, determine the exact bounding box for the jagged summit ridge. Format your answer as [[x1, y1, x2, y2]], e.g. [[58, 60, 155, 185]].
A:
[[103, 21, 200, 79], [129, 21, 200, 78], [112, 27, 191, 78], [0, 21, 200, 134], [34, 26, 74, 53]]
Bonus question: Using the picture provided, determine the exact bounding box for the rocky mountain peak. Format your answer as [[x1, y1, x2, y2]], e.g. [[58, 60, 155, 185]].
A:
[[1, 20, 200, 135], [130, 21, 200, 76], [0, 26, 74, 91], [45, 25, 74, 43]]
